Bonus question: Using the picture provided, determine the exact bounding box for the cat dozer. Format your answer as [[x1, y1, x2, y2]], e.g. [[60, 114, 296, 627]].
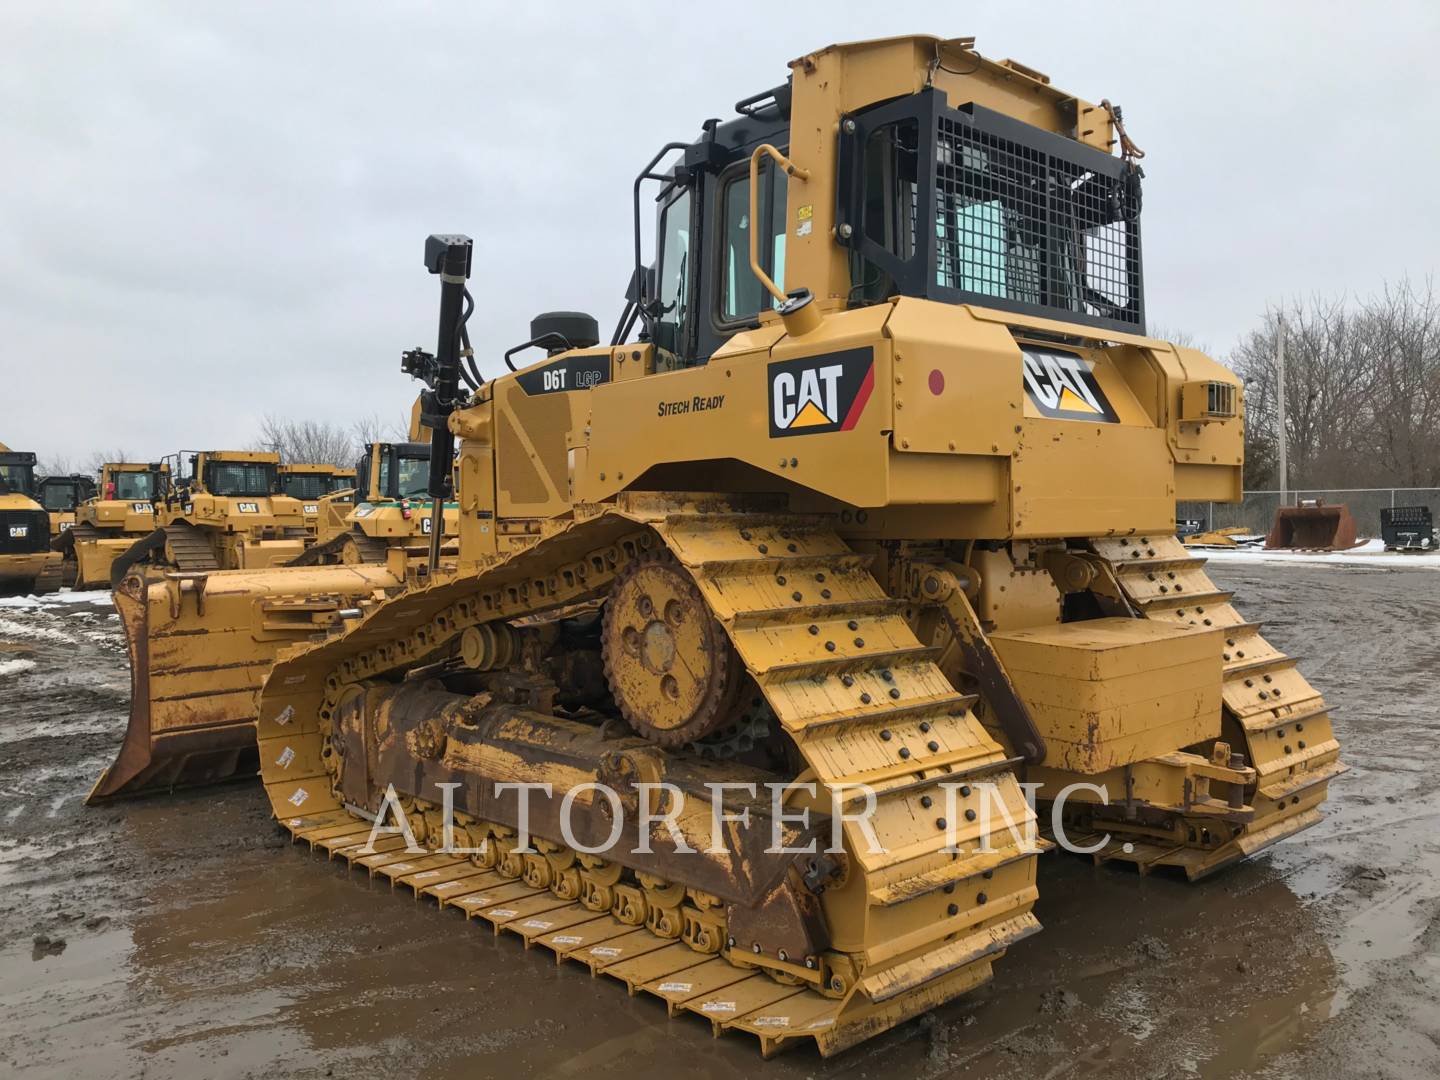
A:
[[1265, 499, 1361, 550], [289, 441, 458, 565], [279, 463, 357, 537], [37, 473, 97, 544], [108, 451, 312, 585], [0, 443, 63, 593], [56, 461, 171, 589], [116, 35, 1347, 1056]]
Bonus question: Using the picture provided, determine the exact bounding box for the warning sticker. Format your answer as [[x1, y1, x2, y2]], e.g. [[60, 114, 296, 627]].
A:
[[657, 982, 693, 994]]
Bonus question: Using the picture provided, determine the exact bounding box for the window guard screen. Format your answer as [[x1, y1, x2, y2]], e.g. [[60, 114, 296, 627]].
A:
[[838, 90, 1144, 333]]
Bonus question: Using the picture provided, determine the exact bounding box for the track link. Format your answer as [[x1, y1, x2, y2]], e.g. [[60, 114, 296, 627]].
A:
[[253, 505, 1040, 1056]]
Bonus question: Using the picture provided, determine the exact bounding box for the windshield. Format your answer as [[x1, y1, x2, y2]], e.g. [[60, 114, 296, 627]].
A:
[[114, 471, 161, 501], [281, 474, 332, 500], [0, 463, 36, 497], [206, 462, 275, 497], [327, 474, 354, 493], [39, 482, 84, 511], [379, 453, 431, 499]]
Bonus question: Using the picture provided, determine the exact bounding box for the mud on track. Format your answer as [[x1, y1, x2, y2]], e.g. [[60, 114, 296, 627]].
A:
[[1, 565, 1438, 1079]]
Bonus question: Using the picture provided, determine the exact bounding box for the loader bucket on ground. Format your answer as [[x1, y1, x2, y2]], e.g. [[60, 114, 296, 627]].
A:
[[89, 562, 403, 802], [1264, 502, 1360, 550]]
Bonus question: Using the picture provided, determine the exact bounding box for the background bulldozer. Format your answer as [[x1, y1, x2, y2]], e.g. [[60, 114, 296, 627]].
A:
[[56, 461, 170, 589], [290, 440, 457, 565], [36, 472, 97, 545], [102, 34, 1346, 1056], [279, 462, 357, 538], [0, 442, 63, 593], [108, 450, 312, 584]]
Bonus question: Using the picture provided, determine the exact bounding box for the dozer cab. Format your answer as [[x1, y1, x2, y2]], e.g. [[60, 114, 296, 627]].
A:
[[37, 473, 97, 545], [291, 440, 458, 565], [279, 462, 357, 537], [0, 443, 63, 594], [56, 461, 171, 589], [108, 450, 312, 585], [101, 35, 1346, 1056]]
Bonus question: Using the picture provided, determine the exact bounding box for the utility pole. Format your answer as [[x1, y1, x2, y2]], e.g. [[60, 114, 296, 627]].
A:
[[1276, 316, 1288, 507]]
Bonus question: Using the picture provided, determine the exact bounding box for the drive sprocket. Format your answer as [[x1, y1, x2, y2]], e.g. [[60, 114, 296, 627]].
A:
[[600, 551, 741, 747]]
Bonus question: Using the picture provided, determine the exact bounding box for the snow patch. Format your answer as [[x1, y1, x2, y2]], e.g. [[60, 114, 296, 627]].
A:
[[49, 590, 113, 605], [0, 590, 111, 610], [0, 659, 37, 677], [0, 617, 76, 645], [1202, 544, 1440, 570]]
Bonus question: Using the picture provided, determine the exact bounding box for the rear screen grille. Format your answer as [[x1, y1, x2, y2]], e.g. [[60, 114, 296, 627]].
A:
[[838, 90, 1146, 334], [934, 115, 1141, 325]]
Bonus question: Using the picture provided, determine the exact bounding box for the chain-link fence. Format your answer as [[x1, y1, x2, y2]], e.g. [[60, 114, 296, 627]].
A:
[[1177, 489, 1440, 537]]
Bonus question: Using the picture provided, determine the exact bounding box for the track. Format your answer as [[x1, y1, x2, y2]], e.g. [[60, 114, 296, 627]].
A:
[[1073, 535, 1347, 877], [254, 502, 1040, 1057], [108, 521, 220, 586], [162, 521, 221, 572], [287, 527, 389, 567]]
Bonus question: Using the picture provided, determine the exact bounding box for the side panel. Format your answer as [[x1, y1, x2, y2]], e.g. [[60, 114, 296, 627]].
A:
[[582, 306, 896, 508]]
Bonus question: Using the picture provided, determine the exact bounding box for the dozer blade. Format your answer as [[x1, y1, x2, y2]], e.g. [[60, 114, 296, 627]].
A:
[[89, 562, 404, 802]]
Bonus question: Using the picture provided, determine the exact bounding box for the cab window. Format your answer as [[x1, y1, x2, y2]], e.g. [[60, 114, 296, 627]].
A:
[[653, 187, 692, 355], [114, 472, 157, 500], [719, 160, 787, 323], [40, 482, 81, 511]]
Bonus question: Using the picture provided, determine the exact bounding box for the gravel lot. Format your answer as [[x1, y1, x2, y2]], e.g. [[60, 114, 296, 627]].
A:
[[2, 561, 1437, 1079]]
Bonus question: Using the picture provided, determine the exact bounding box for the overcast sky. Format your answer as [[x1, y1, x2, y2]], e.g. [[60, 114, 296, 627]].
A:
[[3, 1, 1437, 465]]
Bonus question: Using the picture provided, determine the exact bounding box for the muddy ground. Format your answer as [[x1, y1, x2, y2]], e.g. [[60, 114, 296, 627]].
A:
[[1, 562, 1437, 1079]]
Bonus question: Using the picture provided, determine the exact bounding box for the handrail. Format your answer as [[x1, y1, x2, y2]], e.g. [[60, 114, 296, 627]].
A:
[[748, 144, 809, 307]]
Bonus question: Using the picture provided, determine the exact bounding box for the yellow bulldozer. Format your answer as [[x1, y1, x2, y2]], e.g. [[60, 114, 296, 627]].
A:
[[0, 442, 64, 594], [107, 450, 313, 584], [96, 35, 1346, 1056], [56, 461, 171, 589], [291, 440, 458, 565], [279, 462, 357, 537], [36, 472, 97, 544]]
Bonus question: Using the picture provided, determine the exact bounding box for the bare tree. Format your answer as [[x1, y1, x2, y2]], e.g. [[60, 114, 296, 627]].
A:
[[254, 417, 357, 467], [85, 448, 135, 473], [351, 412, 414, 452], [1229, 278, 1440, 490], [37, 455, 75, 477]]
